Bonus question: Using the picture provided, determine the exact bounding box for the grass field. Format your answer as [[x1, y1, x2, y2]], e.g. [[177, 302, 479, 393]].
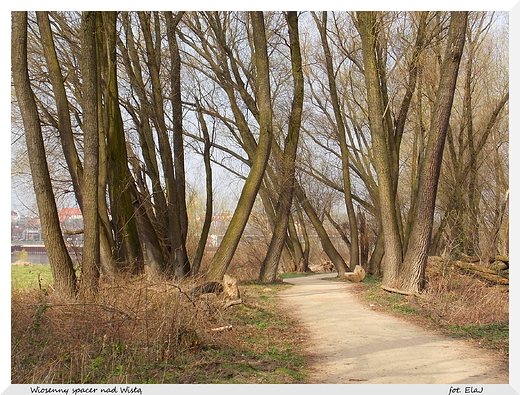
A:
[[11, 264, 54, 290]]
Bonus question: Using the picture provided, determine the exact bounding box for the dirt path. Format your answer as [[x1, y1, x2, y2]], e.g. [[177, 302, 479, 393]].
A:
[[279, 273, 508, 384]]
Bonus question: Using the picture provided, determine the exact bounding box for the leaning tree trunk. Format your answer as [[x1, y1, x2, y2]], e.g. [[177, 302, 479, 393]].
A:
[[206, 11, 273, 282], [294, 182, 349, 277], [12, 11, 77, 298], [400, 12, 468, 294], [259, 11, 304, 283], [36, 12, 84, 209], [314, 11, 359, 271]]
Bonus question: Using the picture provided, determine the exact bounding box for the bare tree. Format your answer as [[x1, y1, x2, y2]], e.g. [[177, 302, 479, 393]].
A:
[[12, 11, 77, 297], [400, 12, 468, 293], [259, 11, 304, 283], [313, 11, 359, 271], [206, 11, 273, 281]]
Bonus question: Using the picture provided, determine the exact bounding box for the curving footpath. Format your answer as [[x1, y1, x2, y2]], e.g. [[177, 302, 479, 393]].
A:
[[279, 273, 508, 384]]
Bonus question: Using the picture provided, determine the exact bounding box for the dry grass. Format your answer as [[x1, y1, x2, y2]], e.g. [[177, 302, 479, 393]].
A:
[[420, 257, 509, 326], [11, 274, 307, 384]]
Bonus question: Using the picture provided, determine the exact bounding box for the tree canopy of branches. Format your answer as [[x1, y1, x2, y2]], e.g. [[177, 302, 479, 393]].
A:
[[11, 11, 508, 297]]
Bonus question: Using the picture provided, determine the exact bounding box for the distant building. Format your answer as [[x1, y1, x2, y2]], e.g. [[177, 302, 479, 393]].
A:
[[58, 207, 82, 223], [11, 210, 19, 226], [58, 208, 84, 243], [11, 210, 41, 241], [22, 229, 42, 241], [11, 226, 22, 241]]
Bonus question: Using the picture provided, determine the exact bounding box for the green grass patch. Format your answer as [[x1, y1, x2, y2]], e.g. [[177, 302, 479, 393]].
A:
[[11, 264, 54, 291], [361, 274, 381, 284], [391, 305, 420, 315], [278, 272, 314, 279], [444, 322, 508, 351]]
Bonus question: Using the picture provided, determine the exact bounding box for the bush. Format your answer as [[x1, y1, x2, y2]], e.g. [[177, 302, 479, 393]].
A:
[[14, 249, 28, 263]]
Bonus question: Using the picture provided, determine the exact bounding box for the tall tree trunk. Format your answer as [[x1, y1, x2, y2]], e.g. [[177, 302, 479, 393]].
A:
[[369, 229, 385, 277], [94, 13, 118, 277], [314, 11, 359, 271], [165, 11, 189, 246], [295, 201, 310, 272], [206, 11, 273, 281], [138, 11, 189, 278], [36, 12, 84, 209], [12, 11, 77, 298], [358, 209, 370, 267], [357, 11, 403, 287], [287, 214, 306, 270], [78, 11, 101, 299], [259, 11, 304, 283], [400, 12, 468, 293], [102, 11, 143, 273]]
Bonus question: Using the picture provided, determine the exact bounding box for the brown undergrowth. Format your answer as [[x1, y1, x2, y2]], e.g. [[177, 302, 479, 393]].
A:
[[11, 275, 307, 384]]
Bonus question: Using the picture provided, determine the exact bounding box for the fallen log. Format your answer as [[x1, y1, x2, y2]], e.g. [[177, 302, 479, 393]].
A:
[[222, 299, 243, 309], [453, 261, 509, 285], [381, 285, 417, 296], [459, 254, 509, 265], [494, 255, 509, 264], [491, 261, 508, 271], [209, 325, 233, 332], [453, 260, 496, 274], [460, 253, 480, 263]]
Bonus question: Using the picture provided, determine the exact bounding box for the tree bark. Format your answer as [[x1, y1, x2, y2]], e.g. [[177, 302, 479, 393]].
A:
[[206, 11, 273, 281], [400, 12, 468, 293], [78, 11, 101, 299], [191, 100, 214, 276], [357, 11, 403, 287], [259, 11, 304, 283], [314, 11, 359, 271], [102, 11, 143, 273], [12, 11, 77, 298], [295, 201, 311, 272]]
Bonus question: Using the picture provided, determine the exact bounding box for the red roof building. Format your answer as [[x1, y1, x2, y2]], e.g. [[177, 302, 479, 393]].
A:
[[58, 207, 82, 223]]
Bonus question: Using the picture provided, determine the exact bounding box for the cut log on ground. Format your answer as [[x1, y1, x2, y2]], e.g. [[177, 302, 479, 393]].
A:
[[453, 261, 509, 285], [381, 286, 417, 296]]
